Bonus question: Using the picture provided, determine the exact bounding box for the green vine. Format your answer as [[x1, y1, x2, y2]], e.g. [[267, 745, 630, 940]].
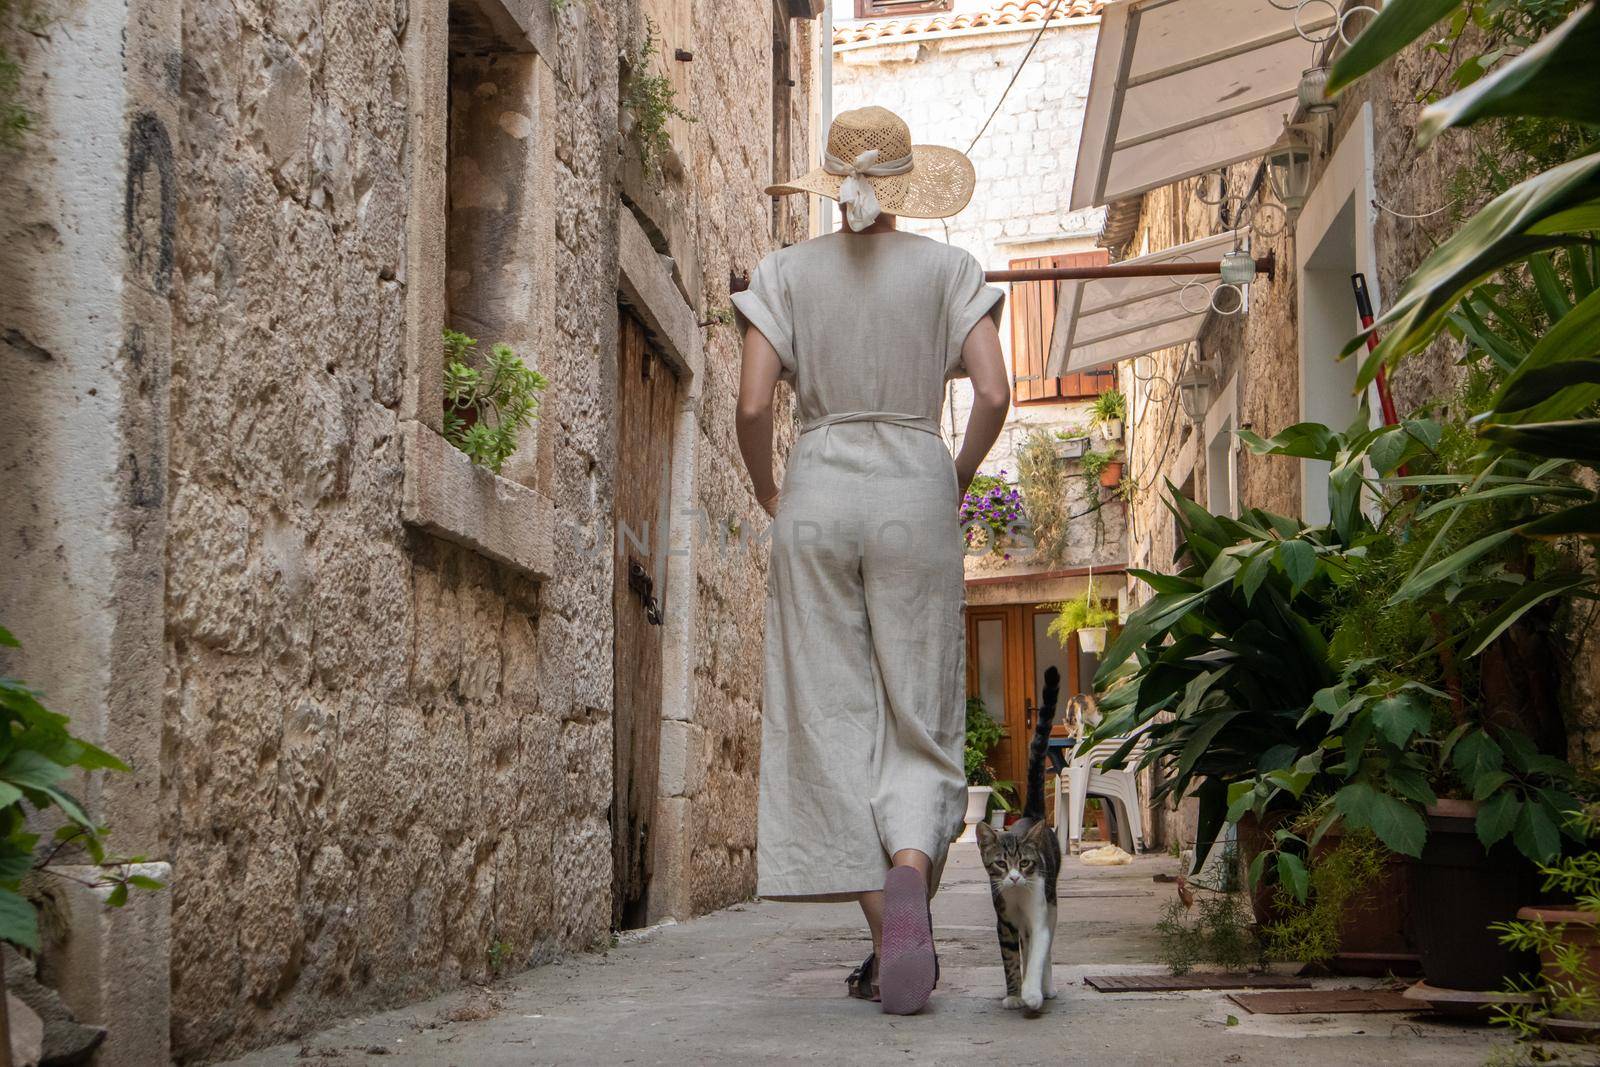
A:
[[623, 18, 694, 178], [442, 329, 549, 474]]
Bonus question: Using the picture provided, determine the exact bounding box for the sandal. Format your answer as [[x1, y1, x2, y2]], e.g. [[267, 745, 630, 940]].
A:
[[878, 867, 937, 1015], [847, 952, 879, 1002]]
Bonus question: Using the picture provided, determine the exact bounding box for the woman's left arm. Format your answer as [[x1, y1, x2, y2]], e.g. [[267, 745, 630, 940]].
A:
[[736, 325, 785, 516]]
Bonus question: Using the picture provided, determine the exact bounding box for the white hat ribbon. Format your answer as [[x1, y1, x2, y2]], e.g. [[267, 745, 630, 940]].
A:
[[823, 148, 915, 232]]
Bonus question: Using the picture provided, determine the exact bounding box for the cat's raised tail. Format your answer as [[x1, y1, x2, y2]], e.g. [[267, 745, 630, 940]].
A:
[[1022, 667, 1060, 823]]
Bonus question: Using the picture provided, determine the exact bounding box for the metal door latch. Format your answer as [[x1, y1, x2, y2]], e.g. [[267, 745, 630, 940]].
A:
[[628, 558, 663, 626]]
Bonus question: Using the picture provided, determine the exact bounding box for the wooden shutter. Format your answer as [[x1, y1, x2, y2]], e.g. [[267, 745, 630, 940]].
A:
[[1008, 250, 1113, 404], [855, 0, 953, 18]]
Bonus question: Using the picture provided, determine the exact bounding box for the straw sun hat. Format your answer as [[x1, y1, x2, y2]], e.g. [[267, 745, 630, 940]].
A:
[[766, 106, 976, 232]]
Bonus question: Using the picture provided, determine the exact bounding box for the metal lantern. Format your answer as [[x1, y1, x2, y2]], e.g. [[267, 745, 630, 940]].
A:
[[1266, 138, 1314, 215], [1299, 65, 1336, 114], [1219, 248, 1256, 287], [1178, 362, 1216, 422]]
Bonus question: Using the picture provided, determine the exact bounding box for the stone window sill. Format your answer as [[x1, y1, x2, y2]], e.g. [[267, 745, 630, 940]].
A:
[[400, 420, 554, 581]]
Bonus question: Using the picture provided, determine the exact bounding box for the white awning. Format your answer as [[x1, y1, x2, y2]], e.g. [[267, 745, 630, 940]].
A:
[[1045, 232, 1237, 376], [1070, 0, 1334, 210]]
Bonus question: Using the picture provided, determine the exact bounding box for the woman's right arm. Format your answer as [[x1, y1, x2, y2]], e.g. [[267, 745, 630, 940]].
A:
[[736, 325, 785, 516], [952, 315, 1009, 498]]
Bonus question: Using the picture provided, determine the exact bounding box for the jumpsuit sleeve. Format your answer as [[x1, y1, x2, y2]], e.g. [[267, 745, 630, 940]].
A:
[[731, 257, 797, 383], [945, 250, 1006, 379]]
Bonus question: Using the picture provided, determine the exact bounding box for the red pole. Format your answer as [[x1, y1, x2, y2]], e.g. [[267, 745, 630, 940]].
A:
[[1352, 273, 1399, 428]]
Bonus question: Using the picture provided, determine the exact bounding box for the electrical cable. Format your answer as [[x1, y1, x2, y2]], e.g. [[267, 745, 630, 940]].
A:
[[965, 0, 1063, 154]]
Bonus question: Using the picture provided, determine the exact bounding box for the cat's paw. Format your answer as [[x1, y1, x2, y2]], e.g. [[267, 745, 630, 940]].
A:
[[1002, 995, 1024, 1010], [1022, 990, 1044, 1012], [1044, 987, 1059, 1000]]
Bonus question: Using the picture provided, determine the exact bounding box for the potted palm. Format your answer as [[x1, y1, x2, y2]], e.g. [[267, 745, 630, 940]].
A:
[[1091, 389, 1126, 441]]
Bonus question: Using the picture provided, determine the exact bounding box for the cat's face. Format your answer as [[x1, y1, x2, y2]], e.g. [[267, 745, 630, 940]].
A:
[[975, 821, 1050, 889]]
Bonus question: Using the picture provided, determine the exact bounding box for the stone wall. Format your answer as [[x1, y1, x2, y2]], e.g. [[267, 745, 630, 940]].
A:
[[3, 0, 811, 1061], [835, 14, 1124, 581], [1119, 31, 1600, 793]]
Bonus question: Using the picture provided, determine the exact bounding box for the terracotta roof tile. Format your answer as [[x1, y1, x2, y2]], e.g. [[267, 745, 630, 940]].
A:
[[834, 1, 1103, 47]]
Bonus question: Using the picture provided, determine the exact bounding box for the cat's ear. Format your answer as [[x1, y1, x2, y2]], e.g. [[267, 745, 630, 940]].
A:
[[1022, 820, 1051, 848], [974, 821, 997, 850]]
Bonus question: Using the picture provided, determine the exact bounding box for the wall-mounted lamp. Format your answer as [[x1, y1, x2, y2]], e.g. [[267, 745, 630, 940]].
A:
[[1266, 136, 1315, 216], [1219, 248, 1257, 287], [1178, 362, 1217, 422], [1298, 65, 1337, 115]]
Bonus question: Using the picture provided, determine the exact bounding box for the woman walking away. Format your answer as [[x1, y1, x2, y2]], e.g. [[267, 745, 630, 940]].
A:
[[731, 106, 1011, 1015]]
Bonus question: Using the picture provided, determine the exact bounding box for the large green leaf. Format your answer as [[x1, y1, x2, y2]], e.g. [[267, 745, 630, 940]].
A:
[[1519, 500, 1600, 538], [1489, 286, 1600, 421], [1336, 781, 1427, 857], [1514, 799, 1563, 864], [0, 887, 38, 950], [1327, 0, 1462, 94], [1480, 419, 1600, 461], [1371, 692, 1431, 747], [1465, 576, 1596, 656], [1388, 528, 1517, 604], [1418, 4, 1600, 146], [1350, 153, 1600, 388], [1477, 791, 1521, 848]]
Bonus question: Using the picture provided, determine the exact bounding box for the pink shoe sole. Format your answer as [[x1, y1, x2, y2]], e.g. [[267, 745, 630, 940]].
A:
[[878, 867, 935, 1015]]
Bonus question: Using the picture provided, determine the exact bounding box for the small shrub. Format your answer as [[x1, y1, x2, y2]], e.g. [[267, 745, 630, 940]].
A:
[[1262, 829, 1388, 966], [442, 329, 548, 474], [964, 696, 1004, 786], [1156, 892, 1261, 976], [622, 18, 694, 178]]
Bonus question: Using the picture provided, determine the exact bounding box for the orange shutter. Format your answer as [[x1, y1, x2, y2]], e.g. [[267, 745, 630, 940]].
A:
[[1008, 250, 1111, 404]]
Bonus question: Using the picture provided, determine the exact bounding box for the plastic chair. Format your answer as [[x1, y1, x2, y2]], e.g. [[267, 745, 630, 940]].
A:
[[1055, 730, 1152, 855]]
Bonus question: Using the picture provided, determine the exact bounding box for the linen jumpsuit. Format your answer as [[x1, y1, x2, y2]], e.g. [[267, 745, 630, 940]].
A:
[[731, 229, 1006, 900]]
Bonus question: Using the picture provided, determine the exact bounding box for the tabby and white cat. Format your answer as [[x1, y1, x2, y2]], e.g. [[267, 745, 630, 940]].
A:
[[974, 666, 1061, 1012]]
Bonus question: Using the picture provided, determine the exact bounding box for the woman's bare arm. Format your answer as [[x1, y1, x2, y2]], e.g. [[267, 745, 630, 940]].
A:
[[953, 315, 1009, 497], [736, 325, 785, 516]]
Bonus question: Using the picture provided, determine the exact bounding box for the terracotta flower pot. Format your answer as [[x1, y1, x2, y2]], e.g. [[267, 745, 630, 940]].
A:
[[1099, 460, 1124, 488], [1314, 825, 1419, 977], [1518, 906, 1600, 1028]]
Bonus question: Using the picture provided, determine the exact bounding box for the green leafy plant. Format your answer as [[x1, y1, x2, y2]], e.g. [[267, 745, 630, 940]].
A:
[[622, 18, 694, 178], [1054, 425, 1090, 442], [442, 329, 548, 474], [1090, 389, 1127, 425], [1080, 447, 1118, 487], [965, 696, 1005, 787], [1257, 821, 1389, 965], [1045, 584, 1117, 645], [0, 624, 159, 950]]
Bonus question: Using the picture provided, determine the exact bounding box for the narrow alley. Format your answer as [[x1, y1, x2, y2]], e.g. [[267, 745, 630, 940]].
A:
[[224, 849, 1513, 1066]]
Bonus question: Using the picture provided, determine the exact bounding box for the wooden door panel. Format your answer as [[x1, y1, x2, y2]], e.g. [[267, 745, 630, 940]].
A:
[[612, 309, 679, 929]]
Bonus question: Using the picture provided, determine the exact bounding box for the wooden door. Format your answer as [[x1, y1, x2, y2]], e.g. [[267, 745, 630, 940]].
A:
[[612, 309, 679, 929], [966, 602, 1112, 802]]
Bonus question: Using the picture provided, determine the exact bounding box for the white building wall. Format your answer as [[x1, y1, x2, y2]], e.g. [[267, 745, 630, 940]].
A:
[[835, 18, 1103, 472], [834, 17, 1123, 573]]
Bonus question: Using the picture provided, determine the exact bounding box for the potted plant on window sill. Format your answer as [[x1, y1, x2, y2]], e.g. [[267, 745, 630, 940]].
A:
[[963, 696, 1005, 842], [1081, 448, 1123, 490], [1092, 389, 1127, 442], [1052, 427, 1091, 460]]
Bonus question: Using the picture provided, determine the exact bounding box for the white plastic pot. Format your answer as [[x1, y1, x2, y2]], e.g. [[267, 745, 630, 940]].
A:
[[1054, 436, 1090, 460], [1098, 418, 1123, 441], [1079, 626, 1108, 653], [960, 785, 993, 843]]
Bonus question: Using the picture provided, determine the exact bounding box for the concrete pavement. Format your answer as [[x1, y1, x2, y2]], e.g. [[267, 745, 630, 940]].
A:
[[224, 846, 1545, 1066]]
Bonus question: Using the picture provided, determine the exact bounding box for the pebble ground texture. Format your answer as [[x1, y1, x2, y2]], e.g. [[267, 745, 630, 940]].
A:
[[220, 849, 1565, 1066]]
